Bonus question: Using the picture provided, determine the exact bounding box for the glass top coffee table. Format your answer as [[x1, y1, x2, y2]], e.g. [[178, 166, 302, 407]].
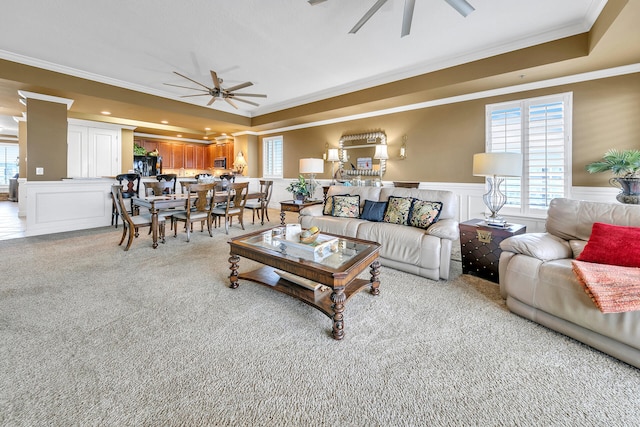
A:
[[228, 228, 381, 340]]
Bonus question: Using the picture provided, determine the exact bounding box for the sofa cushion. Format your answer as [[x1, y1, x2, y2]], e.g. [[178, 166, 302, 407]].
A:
[[500, 233, 572, 261], [576, 222, 640, 267], [361, 200, 387, 222], [383, 196, 413, 225], [409, 200, 442, 229], [331, 195, 360, 218]]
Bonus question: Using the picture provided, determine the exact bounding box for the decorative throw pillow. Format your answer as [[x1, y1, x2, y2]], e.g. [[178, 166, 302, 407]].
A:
[[383, 196, 413, 225], [323, 197, 333, 215], [361, 200, 387, 222], [331, 195, 360, 218], [576, 222, 640, 268], [409, 200, 443, 229]]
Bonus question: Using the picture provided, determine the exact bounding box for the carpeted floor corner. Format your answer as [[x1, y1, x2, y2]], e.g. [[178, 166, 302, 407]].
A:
[[0, 223, 639, 426]]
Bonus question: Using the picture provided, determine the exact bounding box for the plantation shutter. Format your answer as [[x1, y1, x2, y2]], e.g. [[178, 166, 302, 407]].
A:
[[263, 136, 283, 179], [486, 93, 572, 214]]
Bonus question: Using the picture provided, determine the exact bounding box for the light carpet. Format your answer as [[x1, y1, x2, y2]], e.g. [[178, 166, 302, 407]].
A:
[[1, 221, 639, 426]]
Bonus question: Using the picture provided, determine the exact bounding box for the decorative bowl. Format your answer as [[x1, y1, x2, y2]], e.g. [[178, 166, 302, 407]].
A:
[[299, 230, 320, 244]]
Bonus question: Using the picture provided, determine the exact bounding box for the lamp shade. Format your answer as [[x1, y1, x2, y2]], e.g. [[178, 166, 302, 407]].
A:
[[473, 152, 522, 177], [373, 145, 389, 160], [327, 148, 340, 162], [299, 158, 324, 174]]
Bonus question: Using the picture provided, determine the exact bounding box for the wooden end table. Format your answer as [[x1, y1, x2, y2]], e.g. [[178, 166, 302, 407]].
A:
[[228, 228, 381, 340], [279, 200, 323, 225], [459, 219, 526, 283]]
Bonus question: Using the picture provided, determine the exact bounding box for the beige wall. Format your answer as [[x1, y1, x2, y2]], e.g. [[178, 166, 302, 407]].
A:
[[261, 73, 640, 186], [121, 129, 134, 173], [26, 99, 68, 181]]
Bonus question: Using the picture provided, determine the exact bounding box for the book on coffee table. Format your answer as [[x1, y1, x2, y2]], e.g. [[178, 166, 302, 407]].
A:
[[273, 269, 330, 292]]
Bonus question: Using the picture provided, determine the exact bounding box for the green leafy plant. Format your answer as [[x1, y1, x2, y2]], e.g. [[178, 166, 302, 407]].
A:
[[586, 149, 640, 178], [133, 143, 147, 156], [285, 175, 310, 197]]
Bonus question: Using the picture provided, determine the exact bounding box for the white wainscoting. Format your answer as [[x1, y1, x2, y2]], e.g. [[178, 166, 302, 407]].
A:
[[17, 177, 624, 237], [266, 179, 623, 234], [24, 179, 114, 237]]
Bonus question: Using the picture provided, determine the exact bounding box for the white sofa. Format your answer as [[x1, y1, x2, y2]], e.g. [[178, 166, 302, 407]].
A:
[[298, 185, 459, 280], [499, 198, 640, 368]]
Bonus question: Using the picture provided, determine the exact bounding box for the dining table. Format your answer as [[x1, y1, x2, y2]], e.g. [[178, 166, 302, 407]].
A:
[[133, 189, 266, 248]]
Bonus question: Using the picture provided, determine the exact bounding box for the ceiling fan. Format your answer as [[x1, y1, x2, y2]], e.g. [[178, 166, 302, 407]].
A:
[[164, 70, 267, 109], [309, 0, 475, 37]]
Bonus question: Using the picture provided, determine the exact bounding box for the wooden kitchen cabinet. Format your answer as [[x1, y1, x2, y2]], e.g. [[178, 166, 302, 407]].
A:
[[184, 144, 195, 169], [157, 142, 173, 168]]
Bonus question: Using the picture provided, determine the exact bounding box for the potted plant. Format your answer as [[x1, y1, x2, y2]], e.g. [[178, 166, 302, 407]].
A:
[[586, 149, 640, 204], [285, 175, 310, 203]]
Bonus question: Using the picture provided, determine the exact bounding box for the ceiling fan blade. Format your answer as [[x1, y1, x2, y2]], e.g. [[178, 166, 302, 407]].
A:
[[225, 81, 253, 92], [308, 0, 327, 4], [164, 83, 209, 92], [444, 0, 475, 17], [232, 97, 260, 107], [349, 0, 388, 34], [229, 92, 267, 98], [180, 94, 211, 98], [401, 0, 415, 37], [225, 98, 239, 109], [173, 72, 211, 90], [210, 70, 221, 90], [207, 97, 217, 106]]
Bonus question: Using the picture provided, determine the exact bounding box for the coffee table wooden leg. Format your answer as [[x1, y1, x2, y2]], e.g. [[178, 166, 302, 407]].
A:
[[370, 260, 381, 296], [331, 288, 346, 340], [229, 254, 240, 289], [280, 210, 286, 225]]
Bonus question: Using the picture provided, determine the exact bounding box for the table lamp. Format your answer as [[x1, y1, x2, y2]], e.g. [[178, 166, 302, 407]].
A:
[[234, 151, 247, 175], [327, 148, 340, 184], [373, 144, 389, 177], [299, 158, 324, 200], [473, 152, 522, 226]]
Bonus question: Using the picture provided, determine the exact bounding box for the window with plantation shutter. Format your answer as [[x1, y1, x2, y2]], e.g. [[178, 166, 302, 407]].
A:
[[0, 143, 19, 185], [263, 136, 283, 179], [486, 93, 572, 215]]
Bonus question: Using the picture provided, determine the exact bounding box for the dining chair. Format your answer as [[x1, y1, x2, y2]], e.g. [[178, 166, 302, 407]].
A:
[[156, 174, 177, 194], [245, 180, 273, 224], [212, 182, 249, 234], [111, 185, 165, 251], [112, 173, 141, 227], [171, 183, 216, 242]]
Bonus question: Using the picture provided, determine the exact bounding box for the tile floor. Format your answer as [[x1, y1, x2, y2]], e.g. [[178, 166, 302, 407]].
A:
[[0, 201, 26, 240]]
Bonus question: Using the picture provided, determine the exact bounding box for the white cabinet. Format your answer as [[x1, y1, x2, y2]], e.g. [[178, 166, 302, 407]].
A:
[[67, 123, 120, 178]]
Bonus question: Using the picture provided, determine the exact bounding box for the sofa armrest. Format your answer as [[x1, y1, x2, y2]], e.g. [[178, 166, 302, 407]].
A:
[[427, 219, 459, 240], [500, 232, 572, 261], [299, 204, 324, 217]]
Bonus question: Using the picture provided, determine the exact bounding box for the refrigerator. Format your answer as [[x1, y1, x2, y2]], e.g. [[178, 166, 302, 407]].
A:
[[134, 155, 162, 176]]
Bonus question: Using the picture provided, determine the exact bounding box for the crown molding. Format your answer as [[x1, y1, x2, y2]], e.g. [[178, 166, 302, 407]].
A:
[[253, 63, 640, 135]]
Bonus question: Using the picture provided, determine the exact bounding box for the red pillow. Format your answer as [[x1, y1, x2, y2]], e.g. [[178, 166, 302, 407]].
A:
[[576, 222, 640, 268]]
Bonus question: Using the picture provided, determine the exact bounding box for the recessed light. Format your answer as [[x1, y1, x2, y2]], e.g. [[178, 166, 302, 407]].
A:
[[203, 136, 209, 140], [161, 120, 169, 124], [177, 134, 182, 138], [205, 127, 211, 131], [101, 111, 111, 115]]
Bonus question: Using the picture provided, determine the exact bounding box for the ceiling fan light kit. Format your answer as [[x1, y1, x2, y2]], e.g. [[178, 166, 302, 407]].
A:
[[310, 0, 474, 37], [165, 70, 266, 109]]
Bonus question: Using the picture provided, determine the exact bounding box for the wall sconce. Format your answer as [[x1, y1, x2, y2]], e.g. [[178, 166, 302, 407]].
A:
[[399, 135, 407, 160], [234, 151, 247, 175]]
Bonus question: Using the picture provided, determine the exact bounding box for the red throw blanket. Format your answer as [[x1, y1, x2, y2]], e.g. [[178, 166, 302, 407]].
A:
[[572, 260, 640, 313]]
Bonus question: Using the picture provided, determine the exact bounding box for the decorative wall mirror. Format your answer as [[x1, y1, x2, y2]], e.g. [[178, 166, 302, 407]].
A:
[[338, 131, 387, 178]]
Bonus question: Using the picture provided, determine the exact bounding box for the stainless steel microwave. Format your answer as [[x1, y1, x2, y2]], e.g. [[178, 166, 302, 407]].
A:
[[213, 157, 226, 168]]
